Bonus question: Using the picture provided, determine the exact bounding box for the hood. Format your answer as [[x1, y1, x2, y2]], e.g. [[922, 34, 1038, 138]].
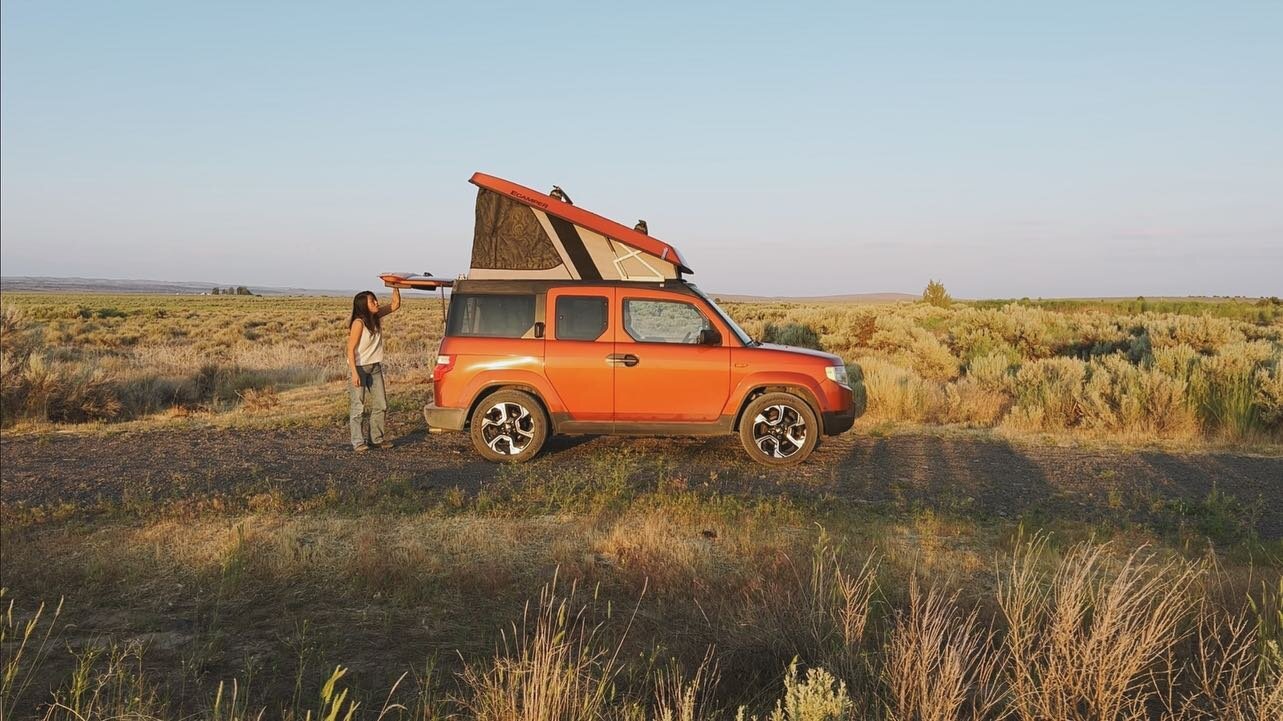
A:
[[754, 343, 843, 365]]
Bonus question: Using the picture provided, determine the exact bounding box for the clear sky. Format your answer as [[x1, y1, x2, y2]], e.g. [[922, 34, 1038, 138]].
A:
[[2, 1, 1280, 297]]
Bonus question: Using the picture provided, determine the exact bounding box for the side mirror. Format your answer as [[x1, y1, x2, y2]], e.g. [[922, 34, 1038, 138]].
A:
[[698, 328, 722, 346], [533, 321, 545, 339]]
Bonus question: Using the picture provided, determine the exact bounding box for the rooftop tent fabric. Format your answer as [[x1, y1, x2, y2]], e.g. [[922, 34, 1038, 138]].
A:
[[471, 189, 563, 271], [466, 173, 691, 280]]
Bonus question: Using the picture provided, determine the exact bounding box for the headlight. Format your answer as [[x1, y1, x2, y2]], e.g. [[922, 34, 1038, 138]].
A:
[[825, 364, 849, 387]]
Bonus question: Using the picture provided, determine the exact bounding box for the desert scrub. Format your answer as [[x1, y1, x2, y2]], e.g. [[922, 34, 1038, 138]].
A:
[[1, 306, 121, 424], [0, 293, 444, 427], [2, 292, 1280, 443]]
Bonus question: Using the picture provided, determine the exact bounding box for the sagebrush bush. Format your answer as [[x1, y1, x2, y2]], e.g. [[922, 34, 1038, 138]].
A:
[[1, 306, 121, 424], [1007, 358, 1087, 431], [763, 322, 824, 351], [1079, 354, 1197, 438]]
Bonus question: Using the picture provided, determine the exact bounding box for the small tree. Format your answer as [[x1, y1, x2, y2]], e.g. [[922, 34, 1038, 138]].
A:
[[922, 279, 952, 308], [210, 287, 220, 295]]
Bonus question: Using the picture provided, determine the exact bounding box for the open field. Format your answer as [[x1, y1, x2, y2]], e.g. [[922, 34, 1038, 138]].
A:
[[2, 292, 1282, 719]]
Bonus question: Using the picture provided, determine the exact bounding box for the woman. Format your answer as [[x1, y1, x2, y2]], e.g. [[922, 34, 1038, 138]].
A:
[[347, 287, 400, 451]]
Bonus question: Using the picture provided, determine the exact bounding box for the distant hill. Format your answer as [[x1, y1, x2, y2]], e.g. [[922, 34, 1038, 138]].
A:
[[0, 276, 354, 296], [712, 292, 917, 303]]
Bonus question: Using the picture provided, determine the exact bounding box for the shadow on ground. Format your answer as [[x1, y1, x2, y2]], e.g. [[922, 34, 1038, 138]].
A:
[[2, 425, 1280, 538]]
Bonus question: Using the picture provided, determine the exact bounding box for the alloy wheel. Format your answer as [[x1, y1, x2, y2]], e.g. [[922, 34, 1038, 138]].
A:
[[479, 401, 536, 455], [751, 404, 808, 459]]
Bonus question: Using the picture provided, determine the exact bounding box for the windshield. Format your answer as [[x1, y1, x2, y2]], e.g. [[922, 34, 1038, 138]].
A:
[[688, 284, 755, 346]]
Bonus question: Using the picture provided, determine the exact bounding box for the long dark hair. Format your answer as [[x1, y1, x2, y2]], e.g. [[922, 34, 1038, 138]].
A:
[[350, 291, 381, 335]]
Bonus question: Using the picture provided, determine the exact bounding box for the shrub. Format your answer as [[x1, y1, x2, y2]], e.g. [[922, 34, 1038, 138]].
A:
[[1079, 354, 1197, 438], [1190, 345, 1267, 438], [1, 307, 121, 425], [1256, 362, 1283, 429], [967, 353, 1014, 393], [1006, 358, 1087, 431], [739, 659, 852, 721], [763, 322, 823, 351], [943, 379, 1011, 426], [857, 357, 944, 423]]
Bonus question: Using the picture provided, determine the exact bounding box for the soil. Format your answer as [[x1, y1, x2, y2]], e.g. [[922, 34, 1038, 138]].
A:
[[3, 425, 1280, 538]]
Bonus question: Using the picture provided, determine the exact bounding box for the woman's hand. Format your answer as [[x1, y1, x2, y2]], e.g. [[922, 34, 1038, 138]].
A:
[[351, 372, 361, 388]]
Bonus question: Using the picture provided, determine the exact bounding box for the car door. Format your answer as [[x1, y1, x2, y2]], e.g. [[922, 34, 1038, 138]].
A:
[[545, 286, 615, 423], [613, 289, 731, 423]]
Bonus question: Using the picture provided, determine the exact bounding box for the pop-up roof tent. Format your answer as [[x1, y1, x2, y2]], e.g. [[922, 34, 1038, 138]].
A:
[[382, 173, 691, 290], [469, 173, 691, 281]]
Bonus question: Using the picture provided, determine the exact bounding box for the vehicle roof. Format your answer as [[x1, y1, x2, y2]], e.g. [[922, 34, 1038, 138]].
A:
[[469, 172, 693, 274]]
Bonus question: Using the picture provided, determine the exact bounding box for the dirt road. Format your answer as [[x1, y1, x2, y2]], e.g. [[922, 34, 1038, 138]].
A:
[[3, 427, 1280, 538]]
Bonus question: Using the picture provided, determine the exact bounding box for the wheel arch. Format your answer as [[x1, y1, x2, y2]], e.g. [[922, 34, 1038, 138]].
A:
[[731, 384, 823, 432], [465, 383, 554, 430]]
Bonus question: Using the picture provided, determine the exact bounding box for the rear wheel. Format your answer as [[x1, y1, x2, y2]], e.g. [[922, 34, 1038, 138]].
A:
[[469, 390, 548, 463], [738, 392, 818, 466]]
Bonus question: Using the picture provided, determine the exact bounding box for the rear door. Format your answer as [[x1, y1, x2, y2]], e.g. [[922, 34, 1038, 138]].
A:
[[545, 286, 615, 422], [613, 289, 731, 423]]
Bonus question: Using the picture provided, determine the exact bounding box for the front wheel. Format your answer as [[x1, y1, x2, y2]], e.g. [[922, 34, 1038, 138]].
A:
[[469, 390, 548, 463], [738, 392, 819, 466]]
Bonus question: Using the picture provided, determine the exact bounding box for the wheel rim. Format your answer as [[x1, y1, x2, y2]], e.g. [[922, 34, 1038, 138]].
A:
[[751, 404, 808, 459], [480, 401, 536, 455]]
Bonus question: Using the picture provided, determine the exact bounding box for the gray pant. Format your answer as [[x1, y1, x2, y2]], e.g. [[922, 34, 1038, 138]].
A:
[[349, 363, 387, 448]]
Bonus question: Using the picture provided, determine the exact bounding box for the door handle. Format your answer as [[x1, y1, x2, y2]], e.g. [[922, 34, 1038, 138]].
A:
[[606, 353, 640, 367]]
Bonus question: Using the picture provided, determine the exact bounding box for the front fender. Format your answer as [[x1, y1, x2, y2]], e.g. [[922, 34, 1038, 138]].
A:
[[723, 371, 827, 421]]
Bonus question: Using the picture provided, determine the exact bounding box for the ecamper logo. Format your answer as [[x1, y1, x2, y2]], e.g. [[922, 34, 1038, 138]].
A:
[[509, 190, 549, 209]]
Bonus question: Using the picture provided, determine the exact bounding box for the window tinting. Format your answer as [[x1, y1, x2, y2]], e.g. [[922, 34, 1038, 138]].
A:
[[555, 296, 608, 341], [622, 299, 710, 344], [446, 294, 536, 338]]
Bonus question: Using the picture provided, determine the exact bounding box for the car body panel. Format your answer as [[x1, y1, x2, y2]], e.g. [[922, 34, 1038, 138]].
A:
[[545, 286, 616, 422], [428, 280, 861, 442], [613, 287, 731, 422]]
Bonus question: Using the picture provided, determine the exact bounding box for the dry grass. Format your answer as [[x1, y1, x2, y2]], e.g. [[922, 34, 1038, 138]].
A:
[[0, 293, 444, 430], [3, 502, 1280, 719]]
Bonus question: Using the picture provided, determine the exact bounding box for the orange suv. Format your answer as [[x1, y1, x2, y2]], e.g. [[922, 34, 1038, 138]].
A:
[[423, 280, 865, 465], [394, 171, 865, 465]]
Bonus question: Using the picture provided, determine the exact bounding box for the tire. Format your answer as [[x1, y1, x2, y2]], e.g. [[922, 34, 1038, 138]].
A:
[[468, 390, 549, 463], [738, 392, 819, 466]]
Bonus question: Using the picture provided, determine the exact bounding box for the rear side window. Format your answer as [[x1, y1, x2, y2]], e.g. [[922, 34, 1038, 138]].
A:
[[623, 299, 710, 344], [446, 294, 535, 338], [555, 296, 608, 341]]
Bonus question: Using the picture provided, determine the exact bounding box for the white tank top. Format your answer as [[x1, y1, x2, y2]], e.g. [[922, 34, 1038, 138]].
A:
[[354, 323, 383, 365]]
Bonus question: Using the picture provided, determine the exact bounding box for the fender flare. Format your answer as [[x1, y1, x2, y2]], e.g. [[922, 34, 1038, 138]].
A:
[[462, 372, 563, 429], [728, 374, 825, 432]]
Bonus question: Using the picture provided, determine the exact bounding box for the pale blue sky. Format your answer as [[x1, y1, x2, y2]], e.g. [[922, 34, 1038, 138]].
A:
[[2, 1, 1280, 297]]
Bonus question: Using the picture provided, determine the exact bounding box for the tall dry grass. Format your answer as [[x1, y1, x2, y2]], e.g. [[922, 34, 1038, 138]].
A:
[[2, 533, 1280, 720]]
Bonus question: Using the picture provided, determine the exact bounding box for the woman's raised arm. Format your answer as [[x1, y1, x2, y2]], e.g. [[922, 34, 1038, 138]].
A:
[[378, 287, 401, 317]]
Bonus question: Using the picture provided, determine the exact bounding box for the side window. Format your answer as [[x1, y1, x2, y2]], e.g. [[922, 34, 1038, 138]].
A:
[[446, 294, 536, 338], [623, 299, 710, 344], [555, 295, 608, 341]]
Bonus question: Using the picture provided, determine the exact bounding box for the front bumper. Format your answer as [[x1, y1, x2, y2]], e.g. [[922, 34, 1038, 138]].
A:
[[423, 404, 467, 432], [822, 409, 856, 435], [821, 375, 866, 436]]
